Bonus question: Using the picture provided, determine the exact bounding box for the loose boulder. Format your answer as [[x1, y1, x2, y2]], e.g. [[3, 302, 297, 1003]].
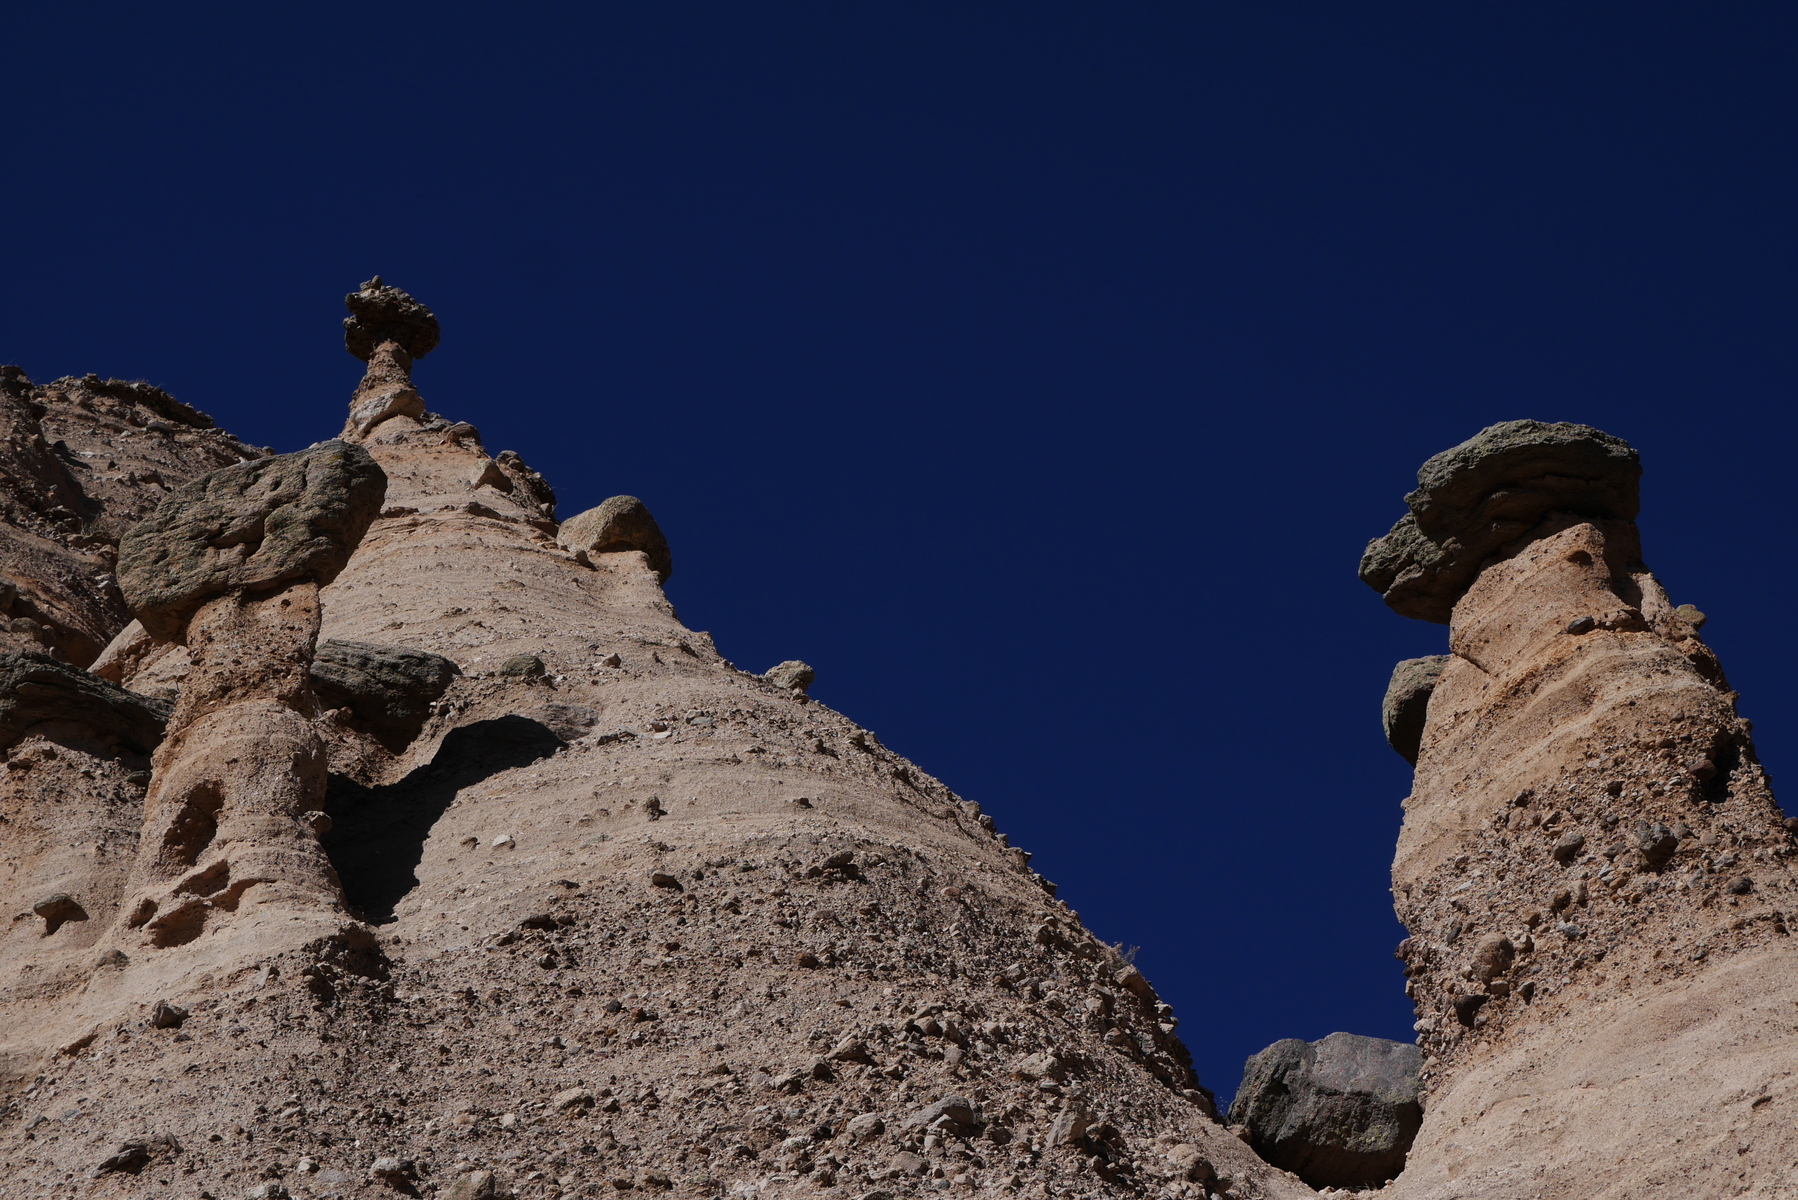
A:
[[32, 892, 88, 935], [310, 639, 460, 734], [1359, 421, 1640, 623], [557, 495, 672, 582], [1382, 655, 1450, 765], [0, 648, 171, 753], [1228, 1032, 1423, 1189], [765, 661, 815, 694], [117, 441, 387, 639], [909, 1095, 977, 1136]]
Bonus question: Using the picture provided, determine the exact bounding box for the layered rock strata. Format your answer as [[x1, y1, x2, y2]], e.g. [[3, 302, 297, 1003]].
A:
[[1366, 422, 1798, 1199], [0, 285, 1310, 1200]]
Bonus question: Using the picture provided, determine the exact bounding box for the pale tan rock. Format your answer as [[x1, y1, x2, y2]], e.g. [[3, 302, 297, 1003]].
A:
[[1372, 435, 1798, 1199], [90, 618, 191, 699], [0, 291, 1314, 1200], [557, 494, 672, 582], [345, 340, 426, 437], [765, 659, 816, 693], [119, 583, 347, 949]]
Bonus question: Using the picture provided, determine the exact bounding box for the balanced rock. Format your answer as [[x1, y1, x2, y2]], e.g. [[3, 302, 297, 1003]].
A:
[[0, 648, 170, 753], [1228, 1032, 1422, 1188], [1382, 655, 1450, 765], [343, 276, 440, 363], [310, 639, 460, 734], [1359, 420, 1640, 623], [32, 892, 88, 935], [557, 495, 672, 582], [117, 441, 387, 639]]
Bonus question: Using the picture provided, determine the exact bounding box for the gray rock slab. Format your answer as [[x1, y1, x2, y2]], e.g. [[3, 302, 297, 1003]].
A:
[[1360, 420, 1639, 623], [0, 648, 171, 753], [310, 639, 461, 734]]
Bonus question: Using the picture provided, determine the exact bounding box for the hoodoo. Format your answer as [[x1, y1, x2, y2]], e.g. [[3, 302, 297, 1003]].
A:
[[0, 286, 1307, 1200], [1364, 421, 1798, 1199]]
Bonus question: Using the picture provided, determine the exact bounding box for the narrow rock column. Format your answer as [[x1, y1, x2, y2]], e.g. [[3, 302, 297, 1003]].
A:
[[340, 276, 439, 441], [114, 441, 385, 947], [1361, 421, 1798, 1106]]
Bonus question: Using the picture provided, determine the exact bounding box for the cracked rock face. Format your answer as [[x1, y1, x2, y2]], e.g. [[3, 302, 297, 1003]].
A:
[[116, 441, 387, 638], [1229, 1032, 1422, 1188], [1360, 420, 1641, 623]]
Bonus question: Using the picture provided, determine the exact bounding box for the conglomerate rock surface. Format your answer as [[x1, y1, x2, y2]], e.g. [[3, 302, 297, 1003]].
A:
[[1366, 422, 1798, 1200], [0, 288, 1309, 1200]]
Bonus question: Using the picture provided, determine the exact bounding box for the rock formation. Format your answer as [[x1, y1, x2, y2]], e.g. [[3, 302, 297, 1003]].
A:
[[23, 298, 1795, 1200], [765, 660, 817, 695], [1380, 657, 1449, 767], [0, 366, 266, 665], [0, 285, 1308, 1200], [1365, 421, 1798, 1199], [1228, 1033, 1421, 1189], [1359, 420, 1641, 624], [112, 440, 386, 952], [310, 639, 462, 740], [557, 496, 672, 582], [0, 649, 169, 756]]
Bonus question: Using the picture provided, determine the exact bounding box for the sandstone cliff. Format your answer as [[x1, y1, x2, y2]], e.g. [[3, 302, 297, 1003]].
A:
[[0, 285, 1307, 1200]]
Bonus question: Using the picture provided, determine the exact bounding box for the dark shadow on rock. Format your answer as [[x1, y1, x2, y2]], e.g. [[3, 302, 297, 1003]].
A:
[[322, 715, 563, 923]]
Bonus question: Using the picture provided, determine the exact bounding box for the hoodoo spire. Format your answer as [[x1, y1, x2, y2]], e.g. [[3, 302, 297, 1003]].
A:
[[341, 277, 438, 439]]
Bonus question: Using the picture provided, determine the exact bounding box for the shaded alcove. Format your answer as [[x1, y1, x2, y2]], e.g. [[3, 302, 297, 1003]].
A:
[[322, 715, 563, 922]]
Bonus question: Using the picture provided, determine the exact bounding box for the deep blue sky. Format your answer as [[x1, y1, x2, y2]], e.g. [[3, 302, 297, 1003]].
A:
[[6, 5, 1795, 1103]]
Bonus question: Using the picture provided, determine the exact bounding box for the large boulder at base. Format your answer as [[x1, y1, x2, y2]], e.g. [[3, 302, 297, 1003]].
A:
[[1383, 655, 1451, 765], [118, 441, 387, 638], [343, 277, 441, 362], [310, 639, 461, 735], [1360, 421, 1640, 623], [557, 495, 672, 582], [0, 648, 171, 753], [1228, 1032, 1423, 1189]]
